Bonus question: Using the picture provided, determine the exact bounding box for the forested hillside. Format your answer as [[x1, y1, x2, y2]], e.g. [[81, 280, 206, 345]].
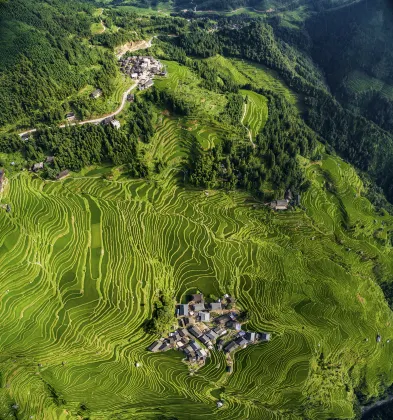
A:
[[0, 0, 121, 131]]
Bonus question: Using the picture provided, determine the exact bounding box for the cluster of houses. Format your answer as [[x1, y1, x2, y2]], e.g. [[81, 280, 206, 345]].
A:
[[148, 293, 271, 367], [118, 56, 166, 91], [270, 189, 301, 211]]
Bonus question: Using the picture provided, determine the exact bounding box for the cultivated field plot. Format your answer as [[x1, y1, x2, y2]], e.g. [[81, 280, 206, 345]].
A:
[[1, 150, 393, 418], [347, 70, 393, 100], [154, 60, 228, 119], [230, 58, 300, 107], [240, 89, 269, 140]]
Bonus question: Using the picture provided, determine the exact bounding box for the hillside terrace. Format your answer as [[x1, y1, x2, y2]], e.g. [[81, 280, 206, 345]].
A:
[[148, 293, 271, 368]]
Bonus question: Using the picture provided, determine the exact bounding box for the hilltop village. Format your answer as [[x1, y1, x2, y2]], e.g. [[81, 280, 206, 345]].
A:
[[148, 293, 271, 369], [119, 55, 166, 90]]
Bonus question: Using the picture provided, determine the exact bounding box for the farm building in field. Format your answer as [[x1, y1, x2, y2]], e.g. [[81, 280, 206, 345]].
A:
[[148, 340, 163, 352], [57, 170, 70, 180], [127, 94, 135, 102], [91, 88, 102, 99], [270, 199, 289, 211]]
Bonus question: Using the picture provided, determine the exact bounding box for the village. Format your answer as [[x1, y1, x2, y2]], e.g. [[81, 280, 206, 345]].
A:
[[118, 55, 166, 91], [148, 293, 271, 371]]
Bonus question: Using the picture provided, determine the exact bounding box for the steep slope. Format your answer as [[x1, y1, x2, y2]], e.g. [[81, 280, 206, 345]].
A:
[[0, 0, 122, 132]]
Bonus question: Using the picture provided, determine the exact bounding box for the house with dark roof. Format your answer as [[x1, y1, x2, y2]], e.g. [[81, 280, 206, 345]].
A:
[[102, 116, 114, 125], [235, 337, 248, 348], [189, 325, 203, 338], [213, 327, 227, 337], [148, 340, 163, 352], [179, 328, 189, 337], [224, 341, 239, 353], [178, 304, 189, 317], [245, 332, 256, 342], [260, 332, 271, 342], [227, 321, 241, 331], [206, 330, 219, 342], [159, 342, 172, 352], [190, 340, 201, 351], [214, 314, 231, 325], [199, 335, 211, 346]]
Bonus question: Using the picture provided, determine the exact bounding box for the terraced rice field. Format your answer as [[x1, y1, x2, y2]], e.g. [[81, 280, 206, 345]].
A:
[[1, 145, 393, 418], [240, 90, 269, 140], [230, 58, 300, 107], [154, 60, 228, 119], [347, 70, 393, 100]]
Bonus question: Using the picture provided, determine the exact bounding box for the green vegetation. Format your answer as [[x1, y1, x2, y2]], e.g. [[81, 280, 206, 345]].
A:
[[347, 71, 393, 100], [145, 292, 176, 334], [240, 90, 269, 139], [2, 0, 393, 418], [1, 134, 393, 418]]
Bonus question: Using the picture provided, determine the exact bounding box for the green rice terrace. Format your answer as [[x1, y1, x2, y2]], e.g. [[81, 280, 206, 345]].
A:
[[1, 111, 393, 419]]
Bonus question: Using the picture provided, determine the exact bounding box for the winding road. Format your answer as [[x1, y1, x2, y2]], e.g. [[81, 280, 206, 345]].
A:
[[19, 83, 137, 138], [18, 38, 155, 138]]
